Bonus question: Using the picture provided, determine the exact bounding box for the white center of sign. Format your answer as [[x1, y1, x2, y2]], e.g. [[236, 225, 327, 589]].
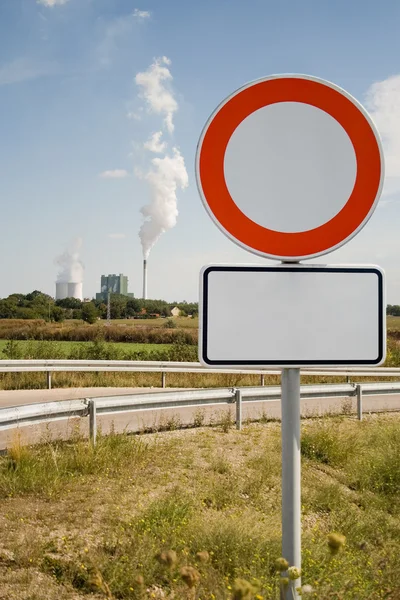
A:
[[224, 102, 357, 233]]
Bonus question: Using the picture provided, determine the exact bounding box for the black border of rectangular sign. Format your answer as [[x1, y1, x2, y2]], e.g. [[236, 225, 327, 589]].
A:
[[201, 266, 384, 366]]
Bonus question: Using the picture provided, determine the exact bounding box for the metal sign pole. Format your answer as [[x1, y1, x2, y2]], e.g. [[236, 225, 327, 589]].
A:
[[281, 367, 301, 599]]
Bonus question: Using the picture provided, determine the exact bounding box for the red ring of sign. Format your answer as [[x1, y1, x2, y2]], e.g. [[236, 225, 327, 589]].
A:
[[197, 77, 383, 259]]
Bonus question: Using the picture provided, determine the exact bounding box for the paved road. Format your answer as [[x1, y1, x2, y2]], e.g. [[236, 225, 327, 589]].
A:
[[0, 387, 177, 408], [1, 387, 400, 450]]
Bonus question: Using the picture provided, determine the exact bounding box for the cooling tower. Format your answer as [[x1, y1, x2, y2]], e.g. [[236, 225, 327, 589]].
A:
[[67, 282, 83, 301], [55, 282, 68, 300], [56, 282, 83, 300]]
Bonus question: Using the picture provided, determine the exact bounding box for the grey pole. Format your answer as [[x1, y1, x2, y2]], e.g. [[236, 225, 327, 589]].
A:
[[281, 368, 301, 599], [89, 399, 97, 447], [235, 388, 242, 430], [106, 290, 111, 326], [356, 384, 363, 421], [46, 371, 52, 390], [161, 371, 166, 388]]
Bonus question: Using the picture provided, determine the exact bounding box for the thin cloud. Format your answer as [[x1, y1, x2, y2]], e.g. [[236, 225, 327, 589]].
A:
[[96, 16, 133, 68], [365, 74, 400, 196], [99, 169, 129, 179], [37, 0, 69, 6], [127, 111, 142, 121], [0, 57, 56, 86], [135, 56, 178, 134], [133, 9, 151, 20], [108, 233, 126, 239], [144, 131, 167, 153]]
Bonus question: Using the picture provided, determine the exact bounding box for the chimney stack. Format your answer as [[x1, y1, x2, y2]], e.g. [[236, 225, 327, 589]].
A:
[[143, 259, 148, 299]]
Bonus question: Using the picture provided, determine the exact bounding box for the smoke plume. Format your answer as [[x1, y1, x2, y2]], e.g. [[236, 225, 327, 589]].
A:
[[135, 56, 178, 133], [55, 238, 84, 283], [135, 57, 188, 258], [139, 148, 189, 258], [365, 74, 400, 196]]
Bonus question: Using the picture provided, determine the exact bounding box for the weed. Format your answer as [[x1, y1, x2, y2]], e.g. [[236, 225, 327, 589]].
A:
[[0, 432, 150, 498], [301, 420, 357, 466], [341, 397, 353, 415], [217, 409, 235, 433], [2, 339, 23, 359], [193, 409, 206, 428], [210, 455, 231, 475]]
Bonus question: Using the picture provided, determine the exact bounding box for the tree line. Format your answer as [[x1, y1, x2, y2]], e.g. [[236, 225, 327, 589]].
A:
[[0, 291, 198, 324]]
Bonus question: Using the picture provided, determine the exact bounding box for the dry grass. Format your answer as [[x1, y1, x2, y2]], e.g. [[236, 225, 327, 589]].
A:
[[0, 415, 399, 598], [3, 369, 400, 392], [387, 316, 400, 330], [0, 319, 198, 344]]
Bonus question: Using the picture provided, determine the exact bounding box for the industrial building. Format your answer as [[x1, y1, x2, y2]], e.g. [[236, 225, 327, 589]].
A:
[[96, 274, 134, 301]]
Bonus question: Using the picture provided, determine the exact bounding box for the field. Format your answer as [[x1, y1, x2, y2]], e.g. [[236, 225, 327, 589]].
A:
[[0, 340, 173, 357], [0, 414, 399, 599], [0, 317, 399, 390], [387, 316, 400, 330], [106, 317, 199, 329]]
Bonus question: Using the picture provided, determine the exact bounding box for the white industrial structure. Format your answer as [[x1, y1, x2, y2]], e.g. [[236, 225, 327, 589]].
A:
[[143, 259, 148, 300], [55, 282, 83, 301]]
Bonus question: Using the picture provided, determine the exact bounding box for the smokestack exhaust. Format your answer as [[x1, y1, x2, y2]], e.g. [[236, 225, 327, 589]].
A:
[[143, 259, 148, 299]]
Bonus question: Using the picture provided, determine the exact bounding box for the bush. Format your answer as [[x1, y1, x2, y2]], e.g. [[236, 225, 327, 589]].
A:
[[0, 338, 197, 363], [2, 339, 23, 359], [0, 319, 198, 345]]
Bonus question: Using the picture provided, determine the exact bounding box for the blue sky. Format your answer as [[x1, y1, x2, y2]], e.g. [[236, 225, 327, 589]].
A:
[[1, 0, 400, 302]]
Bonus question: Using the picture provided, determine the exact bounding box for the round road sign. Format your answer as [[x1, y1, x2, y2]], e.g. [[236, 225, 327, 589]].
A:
[[195, 74, 384, 261]]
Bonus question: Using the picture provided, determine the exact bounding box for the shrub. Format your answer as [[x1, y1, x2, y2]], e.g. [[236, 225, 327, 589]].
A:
[[0, 320, 198, 345], [163, 319, 177, 329], [2, 339, 23, 359]]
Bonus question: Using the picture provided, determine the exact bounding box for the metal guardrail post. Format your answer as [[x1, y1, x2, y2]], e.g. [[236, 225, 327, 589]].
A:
[[356, 384, 363, 421], [161, 372, 166, 388], [46, 372, 52, 390], [235, 388, 242, 430], [261, 374, 265, 386], [89, 399, 97, 446]]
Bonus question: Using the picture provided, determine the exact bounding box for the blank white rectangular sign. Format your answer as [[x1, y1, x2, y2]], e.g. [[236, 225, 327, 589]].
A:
[[199, 265, 385, 367]]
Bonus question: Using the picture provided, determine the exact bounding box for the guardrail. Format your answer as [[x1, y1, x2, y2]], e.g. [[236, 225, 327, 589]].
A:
[[1, 360, 400, 389], [1, 381, 400, 446]]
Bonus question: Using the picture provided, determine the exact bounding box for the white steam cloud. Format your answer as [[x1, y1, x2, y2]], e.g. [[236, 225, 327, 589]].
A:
[[144, 131, 166, 153], [139, 149, 189, 258], [133, 9, 151, 20], [55, 238, 84, 283], [37, 0, 69, 6], [365, 74, 400, 197], [135, 56, 178, 134], [134, 57, 188, 259], [99, 169, 129, 179]]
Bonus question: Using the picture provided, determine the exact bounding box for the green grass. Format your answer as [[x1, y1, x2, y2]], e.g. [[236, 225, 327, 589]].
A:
[[107, 317, 199, 328], [0, 415, 399, 599], [0, 339, 172, 357], [0, 336, 400, 391]]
